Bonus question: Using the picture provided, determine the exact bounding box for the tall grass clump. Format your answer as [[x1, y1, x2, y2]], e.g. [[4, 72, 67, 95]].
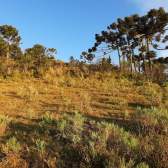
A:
[[78, 92, 91, 111], [36, 139, 45, 156], [0, 114, 12, 135], [26, 86, 39, 102], [39, 113, 57, 134]]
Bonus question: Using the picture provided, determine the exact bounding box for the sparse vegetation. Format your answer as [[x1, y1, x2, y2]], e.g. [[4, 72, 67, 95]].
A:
[[0, 7, 168, 168], [0, 67, 167, 167]]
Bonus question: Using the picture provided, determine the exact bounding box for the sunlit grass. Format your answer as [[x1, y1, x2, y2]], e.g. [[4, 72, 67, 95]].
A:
[[0, 70, 167, 167]]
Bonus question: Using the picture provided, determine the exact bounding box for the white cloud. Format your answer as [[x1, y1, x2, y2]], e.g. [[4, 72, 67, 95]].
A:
[[129, 0, 168, 13], [160, 50, 168, 58]]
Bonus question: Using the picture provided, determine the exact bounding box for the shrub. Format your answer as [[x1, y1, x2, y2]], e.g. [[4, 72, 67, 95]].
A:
[[0, 114, 12, 135], [50, 112, 141, 167], [2, 137, 20, 154], [136, 162, 149, 168], [36, 139, 45, 155], [56, 112, 85, 142], [134, 106, 168, 135], [148, 91, 162, 106], [125, 110, 130, 118]]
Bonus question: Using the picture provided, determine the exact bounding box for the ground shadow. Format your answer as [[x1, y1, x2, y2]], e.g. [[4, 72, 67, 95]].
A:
[[128, 102, 150, 108], [86, 113, 139, 135]]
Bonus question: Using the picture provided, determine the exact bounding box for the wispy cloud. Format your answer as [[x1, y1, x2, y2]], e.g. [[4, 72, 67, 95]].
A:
[[160, 50, 168, 58], [129, 0, 168, 13]]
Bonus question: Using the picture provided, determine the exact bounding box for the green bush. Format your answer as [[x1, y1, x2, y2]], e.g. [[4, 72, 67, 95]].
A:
[[136, 162, 149, 168], [3, 137, 20, 154], [45, 112, 141, 167], [36, 139, 45, 155], [135, 106, 168, 135]]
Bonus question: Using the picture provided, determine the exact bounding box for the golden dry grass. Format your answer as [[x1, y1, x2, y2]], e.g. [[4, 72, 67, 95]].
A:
[[0, 72, 167, 167], [0, 75, 159, 124]]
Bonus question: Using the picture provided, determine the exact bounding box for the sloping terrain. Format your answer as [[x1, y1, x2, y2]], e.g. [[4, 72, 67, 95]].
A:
[[0, 71, 167, 167]]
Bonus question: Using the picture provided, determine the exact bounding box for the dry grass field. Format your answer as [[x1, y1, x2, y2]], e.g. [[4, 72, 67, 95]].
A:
[[0, 68, 168, 167]]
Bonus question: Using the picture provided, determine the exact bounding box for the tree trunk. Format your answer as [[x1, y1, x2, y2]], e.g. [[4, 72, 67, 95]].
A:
[[6, 46, 9, 59], [117, 46, 121, 70], [146, 38, 152, 73], [6, 38, 9, 59], [134, 61, 137, 72], [138, 50, 141, 73], [142, 38, 146, 74], [39, 54, 41, 71], [129, 45, 133, 73], [122, 55, 126, 70], [132, 49, 136, 72], [123, 55, 125, 61], [127, 36, 133, 73], [24, 64, 28, 72]]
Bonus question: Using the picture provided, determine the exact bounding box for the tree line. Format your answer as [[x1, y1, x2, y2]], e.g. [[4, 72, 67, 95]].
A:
[[0, 25, 57, 77], [83, 7, 168, 77], [0, 7, 168, 82]]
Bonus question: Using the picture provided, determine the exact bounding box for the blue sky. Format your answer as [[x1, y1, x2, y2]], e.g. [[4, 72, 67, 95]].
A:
[[1, 0, 168, 64]]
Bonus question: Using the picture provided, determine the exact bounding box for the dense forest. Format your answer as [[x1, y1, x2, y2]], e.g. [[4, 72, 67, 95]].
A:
[[0, 7, 168, 168]]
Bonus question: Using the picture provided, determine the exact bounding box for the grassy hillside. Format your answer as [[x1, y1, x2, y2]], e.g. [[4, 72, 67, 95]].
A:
[[0, 66, 168, 167]]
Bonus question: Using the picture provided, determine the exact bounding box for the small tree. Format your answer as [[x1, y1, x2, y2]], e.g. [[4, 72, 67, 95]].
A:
[[0, 25, 22, 59], [0, 36, 7, 57], [25, 44, 57, 71], [80, 51, 95, 63], [69, 56, 75, 66]]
